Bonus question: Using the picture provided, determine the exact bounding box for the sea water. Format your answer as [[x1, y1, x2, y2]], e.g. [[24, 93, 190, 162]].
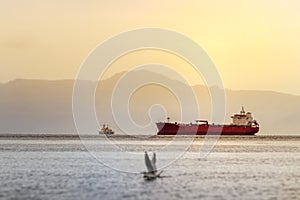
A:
[[0, 135, 299, 200]]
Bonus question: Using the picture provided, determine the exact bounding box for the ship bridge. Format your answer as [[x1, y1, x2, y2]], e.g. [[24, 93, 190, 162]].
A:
[[231, 107, 258, 126]]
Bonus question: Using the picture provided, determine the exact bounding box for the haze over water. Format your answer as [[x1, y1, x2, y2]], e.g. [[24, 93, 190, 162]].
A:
[[1, 135, 299, 200], [1, 1, 300, 200]]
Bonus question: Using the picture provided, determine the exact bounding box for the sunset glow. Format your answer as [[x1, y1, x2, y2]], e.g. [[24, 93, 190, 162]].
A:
[[1, 0, 300, 95]]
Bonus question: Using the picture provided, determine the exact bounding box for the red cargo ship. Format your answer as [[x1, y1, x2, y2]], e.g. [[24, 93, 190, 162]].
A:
[[156, 107, 259, 135]]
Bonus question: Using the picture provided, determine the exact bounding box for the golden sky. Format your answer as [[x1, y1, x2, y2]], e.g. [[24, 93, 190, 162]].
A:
[[1, 0, 300, 95]]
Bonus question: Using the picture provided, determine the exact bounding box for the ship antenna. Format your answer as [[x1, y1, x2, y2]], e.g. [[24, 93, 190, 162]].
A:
[[241, 106, 245, 114]]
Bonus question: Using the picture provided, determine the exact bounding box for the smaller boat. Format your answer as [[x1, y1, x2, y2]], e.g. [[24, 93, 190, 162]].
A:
[[99, 124, 114, 135]]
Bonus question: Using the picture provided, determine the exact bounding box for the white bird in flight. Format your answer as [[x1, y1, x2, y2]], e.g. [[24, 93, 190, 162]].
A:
[[143, 152, 162, 180]]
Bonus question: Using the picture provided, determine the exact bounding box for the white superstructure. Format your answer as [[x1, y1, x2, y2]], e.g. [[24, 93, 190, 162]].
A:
[[231, 107, 257, 126]]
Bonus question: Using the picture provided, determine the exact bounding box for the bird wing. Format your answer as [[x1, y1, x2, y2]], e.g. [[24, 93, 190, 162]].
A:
[[151, 152, 157, 172], [145, 152, 155, 172]]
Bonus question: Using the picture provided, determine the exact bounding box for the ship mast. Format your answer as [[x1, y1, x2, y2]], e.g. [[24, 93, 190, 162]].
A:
[[241, 106, 245, 115]]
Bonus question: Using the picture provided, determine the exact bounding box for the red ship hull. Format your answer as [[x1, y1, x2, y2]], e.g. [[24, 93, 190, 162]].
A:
[[156, 122, 259, 135]]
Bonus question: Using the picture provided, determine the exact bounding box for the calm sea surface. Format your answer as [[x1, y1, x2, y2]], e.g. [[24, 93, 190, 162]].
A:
[[0, 135, 299, 200]]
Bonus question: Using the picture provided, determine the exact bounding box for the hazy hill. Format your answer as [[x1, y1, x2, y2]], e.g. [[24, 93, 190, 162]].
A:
[[0, 71, 299, 135]]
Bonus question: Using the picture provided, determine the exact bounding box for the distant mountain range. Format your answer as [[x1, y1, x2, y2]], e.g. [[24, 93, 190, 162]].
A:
[[0, 71, 299, 135]]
